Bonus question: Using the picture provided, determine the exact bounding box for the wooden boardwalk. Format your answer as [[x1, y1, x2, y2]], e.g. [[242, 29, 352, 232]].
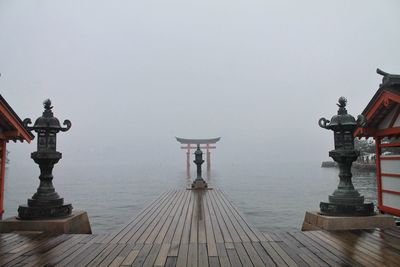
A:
[[0, 188, 399, 266]]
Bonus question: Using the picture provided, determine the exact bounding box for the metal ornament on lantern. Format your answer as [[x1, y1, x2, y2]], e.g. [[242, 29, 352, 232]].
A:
[[318, 97, 374, 216], [18, 99, 73, 220]]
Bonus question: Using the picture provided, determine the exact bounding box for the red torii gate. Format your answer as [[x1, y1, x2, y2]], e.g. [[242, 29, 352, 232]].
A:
[[176, 137, 221, 173]]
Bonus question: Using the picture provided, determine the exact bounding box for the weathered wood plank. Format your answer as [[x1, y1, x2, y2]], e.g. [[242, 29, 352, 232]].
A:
[[23, 234, 87, 267], [203, 191, 218, 256], [121, 243, 143, 266], [142, 191, 185, 244], [118, 190, 176, 244], [142, 243, 161, 267], [260, 241, 288, 267], [108, 243, 134, 267], [209, 190, 241, 243], [105, 190, 173, 244], [154, 243, 171, 267], [154, 190, 189, 245], [187, 243, 198, 267], [217, 189, 266, 242], [242, 242, 266, 267], [269, 232, 312, 266], [160, 190, 191, 245], [176, 243, 188, 267], [318, 230, 393, 267], [131, 243, 153, 267], [168, 191, 193, 248], [213, 190, 251, 243], [180, 192, 194, 245], [205, 191, 225, 244], [333, 230, 400, 266], [288, 232, 343, 267], [216, 243, 231, 267], [308, 231, 373, 267], [208, 191, 233, 243], [190, 192, 199, 244], [226, 247, 243, 267], [252, 242, 276, 266], [300, 231, 360, 267], [128, 190, 182, 244], [233, 242, 253, 266], [199, 243, 209, 267], [165, 256, 178, 267]]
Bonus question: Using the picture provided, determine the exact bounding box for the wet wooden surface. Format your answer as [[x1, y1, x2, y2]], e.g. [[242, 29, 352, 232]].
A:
[[0, 188, 399, 266]]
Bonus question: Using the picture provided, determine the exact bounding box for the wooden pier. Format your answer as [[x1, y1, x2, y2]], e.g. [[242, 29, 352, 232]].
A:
[[0, 188, 399, 266]]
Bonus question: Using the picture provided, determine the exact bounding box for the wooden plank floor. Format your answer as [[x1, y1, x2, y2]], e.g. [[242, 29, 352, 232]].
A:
[[0, 188, 400, 266]]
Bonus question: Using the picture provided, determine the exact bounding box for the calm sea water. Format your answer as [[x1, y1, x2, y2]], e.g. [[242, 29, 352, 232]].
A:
[[3, 160, 377, 234]]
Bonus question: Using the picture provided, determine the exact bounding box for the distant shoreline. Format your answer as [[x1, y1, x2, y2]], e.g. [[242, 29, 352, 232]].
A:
[[321, 161, 376, 172]]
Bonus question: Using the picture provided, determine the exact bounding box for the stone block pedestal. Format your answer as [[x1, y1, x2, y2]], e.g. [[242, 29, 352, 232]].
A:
[[191, 179, 209, 190], [302, 211, 396, 231], [0, 210, 92, 234]]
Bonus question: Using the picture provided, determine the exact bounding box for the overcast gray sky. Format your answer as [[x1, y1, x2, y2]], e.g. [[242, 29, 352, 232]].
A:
[[1, 0, 400, 172]]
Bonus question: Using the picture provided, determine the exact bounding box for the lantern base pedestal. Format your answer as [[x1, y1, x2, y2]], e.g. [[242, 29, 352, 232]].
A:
[[189, 179, 211, 190], [301, 211, 396, 231], [17, 203, 72, 220], [320, 201, 374, 216], [0, 210, 91, 234]]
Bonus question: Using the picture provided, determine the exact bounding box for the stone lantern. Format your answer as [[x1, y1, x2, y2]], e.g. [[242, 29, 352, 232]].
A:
[[318, 97, 374, 216], [191, 145, 208, 189], [18, 99, 73, 219]]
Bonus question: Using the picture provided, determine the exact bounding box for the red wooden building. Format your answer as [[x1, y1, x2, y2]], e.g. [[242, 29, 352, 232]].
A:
[[355, 69, 400, 217], [0, 95, 33, 218]]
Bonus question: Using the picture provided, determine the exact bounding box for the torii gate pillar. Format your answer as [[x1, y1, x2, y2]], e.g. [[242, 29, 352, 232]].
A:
[[206, 144, 211, 172]]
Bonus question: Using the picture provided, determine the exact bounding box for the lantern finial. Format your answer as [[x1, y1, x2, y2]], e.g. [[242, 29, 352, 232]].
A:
[[337, 97, 347, 115], [43, 99, 53, 110]]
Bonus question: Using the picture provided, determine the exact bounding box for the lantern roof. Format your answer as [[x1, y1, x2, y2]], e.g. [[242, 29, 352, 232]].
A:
[[0, 94, 34, 142], [355, 69, 400, 138], [319, 97, 364, 132], [24, 99, 71, 133]]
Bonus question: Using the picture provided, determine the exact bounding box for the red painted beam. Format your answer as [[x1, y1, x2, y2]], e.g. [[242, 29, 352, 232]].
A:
[[381, 189, 400, 196], [381, 173, 400, 178], [378, 205, 400, 217]]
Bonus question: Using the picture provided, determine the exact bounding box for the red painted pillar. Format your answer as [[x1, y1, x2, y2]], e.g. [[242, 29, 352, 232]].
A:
[[0, 140, 6, 219], [375, 136, 383, 212]]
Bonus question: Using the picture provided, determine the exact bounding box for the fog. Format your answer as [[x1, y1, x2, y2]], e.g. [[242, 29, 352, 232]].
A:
[[1, 0, 400, 179]]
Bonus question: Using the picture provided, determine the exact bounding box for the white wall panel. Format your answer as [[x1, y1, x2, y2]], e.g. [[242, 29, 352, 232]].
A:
[[381, 159, 400, 174], [382, 175, 400, 191], [382, 192, 400, 209]]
